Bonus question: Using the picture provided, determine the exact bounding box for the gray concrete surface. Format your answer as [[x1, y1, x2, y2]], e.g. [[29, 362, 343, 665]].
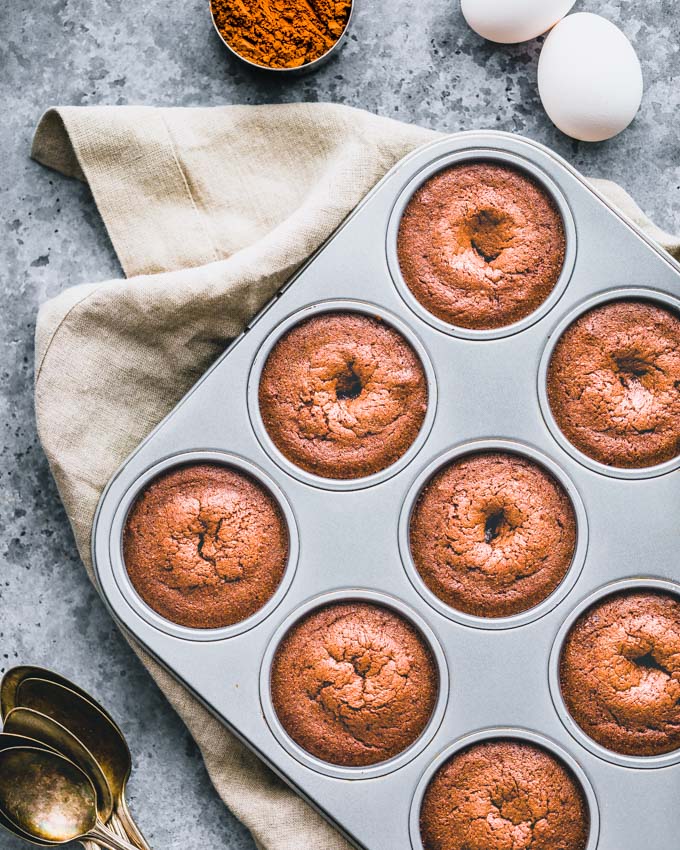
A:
[[1, 0, 679, 847]]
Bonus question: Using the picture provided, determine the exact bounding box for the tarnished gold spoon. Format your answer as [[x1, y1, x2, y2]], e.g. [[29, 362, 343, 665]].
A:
[[0, 748, 138, 850], [2, 668, 148, 846], [0, 735, 101, 850], [0, 734, 60, 847], [1, 668, 128, 847], [0, 731, 57, 755], [11, 676, 150, 850], [5, 708, 115, 823], [1, 668, 116, 725]]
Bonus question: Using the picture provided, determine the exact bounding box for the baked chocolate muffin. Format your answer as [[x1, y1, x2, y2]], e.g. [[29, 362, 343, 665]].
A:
[[547, 300, 680, 468], [560, 590, 680, 756], [397, 162, 566, 330], [420, 739, 589, 850], [409, 452, 577, 618], [258, 312, 428, 479], [123, 463, 288, 628], [270, 601, 438, 766]]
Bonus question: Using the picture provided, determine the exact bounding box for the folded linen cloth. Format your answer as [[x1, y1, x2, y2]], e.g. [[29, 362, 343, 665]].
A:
[[31, 102, 680, 850]]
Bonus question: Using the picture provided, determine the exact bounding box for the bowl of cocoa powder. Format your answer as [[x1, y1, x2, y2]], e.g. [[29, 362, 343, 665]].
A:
[[210, 0, 354, 74]]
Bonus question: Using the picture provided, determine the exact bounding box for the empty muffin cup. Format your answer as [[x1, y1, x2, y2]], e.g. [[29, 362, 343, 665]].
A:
[[551, 578, 680, 767]]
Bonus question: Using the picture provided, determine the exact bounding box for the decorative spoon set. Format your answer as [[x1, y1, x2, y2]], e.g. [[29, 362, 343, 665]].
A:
[[0, 667, 150, 850]]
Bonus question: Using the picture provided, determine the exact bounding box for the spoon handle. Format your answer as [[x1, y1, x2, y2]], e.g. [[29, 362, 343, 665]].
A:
[[88, 823, 141, 850], [109, 812, 131, 841], [117, 797, 152, 850]]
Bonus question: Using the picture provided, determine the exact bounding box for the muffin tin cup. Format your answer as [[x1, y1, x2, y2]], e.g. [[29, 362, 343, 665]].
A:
[[398, 439, 589, 630], [92, 132, 680, 850], [107, 451, 300, 642], [408, 727, 601, 850], [386, 148, 578, 341], [259, 589, 450, 781], [246, 299, 438, 492], [549, 576, 680, 770], [538, 287, 680, 481]]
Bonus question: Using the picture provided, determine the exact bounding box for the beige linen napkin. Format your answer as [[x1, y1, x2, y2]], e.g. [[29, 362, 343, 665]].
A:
[[31, 102, 680, 850]]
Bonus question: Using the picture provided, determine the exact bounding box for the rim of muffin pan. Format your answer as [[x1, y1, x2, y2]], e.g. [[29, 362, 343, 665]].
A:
[[408, 727, 600, 850], [247, 299, 438, 492], [538, 287, 680, 480], [398, 439, 589, 631], [108, 451, 300, 642], [258, 588, 450, 781], [385, 149, 578, 341], [549, 576, 680, 770]]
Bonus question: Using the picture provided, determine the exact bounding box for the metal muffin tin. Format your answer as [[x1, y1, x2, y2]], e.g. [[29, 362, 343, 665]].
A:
[[92, 132, 680, 850]]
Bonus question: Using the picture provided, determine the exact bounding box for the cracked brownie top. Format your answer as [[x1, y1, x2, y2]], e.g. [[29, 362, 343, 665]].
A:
[[409, 451, 577, 618], [397, 161, 566, 330], [123, 463, 288, 628], [547, 300, 680, 468], [270, 601, 438, 766], [560, 589, 680, 756], [258, 312, 428, 479], [420, 739, 589, 850]]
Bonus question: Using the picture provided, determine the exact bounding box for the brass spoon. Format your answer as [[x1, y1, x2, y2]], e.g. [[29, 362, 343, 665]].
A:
[[12, 676, 150, 850], [1, 668, 128, 848], [5, 708, 115, 822], [1, 667, 105, 720], [0, 734, 59, 847], [0, 748, 139, 850], [0, 731, 57, 755], [0, 735, 98, 850]]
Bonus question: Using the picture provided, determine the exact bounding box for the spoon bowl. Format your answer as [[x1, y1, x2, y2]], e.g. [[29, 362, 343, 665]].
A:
[[0, 747, 97, 842], [0, 734, 58, 847], [5, 707, 115, 822], [1, 667, 118, 725], [16, 679, 129, 799], [0, 748, 139, 850], [13, 677, 149, 850], [0, 731, 57, 754]]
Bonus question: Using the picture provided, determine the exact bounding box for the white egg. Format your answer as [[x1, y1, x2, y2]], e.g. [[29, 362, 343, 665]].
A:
[[461, 0, 576, 44], [538, 13, 644, 142]]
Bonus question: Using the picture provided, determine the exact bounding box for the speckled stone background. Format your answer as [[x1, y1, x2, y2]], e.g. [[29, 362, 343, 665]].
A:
[[1, 1, 679, 847]]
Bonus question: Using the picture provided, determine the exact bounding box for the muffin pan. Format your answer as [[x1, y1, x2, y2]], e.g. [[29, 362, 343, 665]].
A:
[[92, 132, 680, 850]]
